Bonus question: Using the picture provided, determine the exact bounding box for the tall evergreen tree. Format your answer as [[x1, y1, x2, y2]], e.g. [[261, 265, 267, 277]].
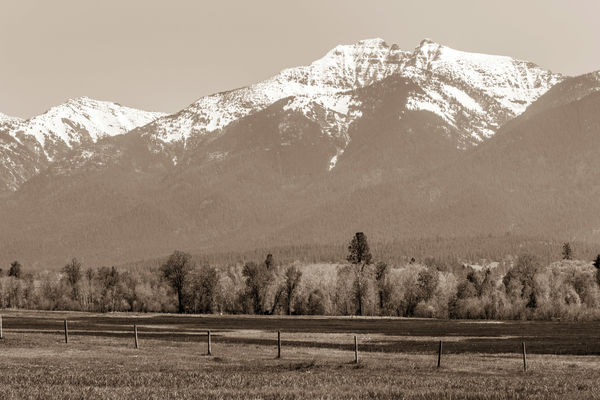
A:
[[8, 261, 22, 279], [347, 232, 373, 316], [264, 253, 274, 270], [347, 232, 372, 265]]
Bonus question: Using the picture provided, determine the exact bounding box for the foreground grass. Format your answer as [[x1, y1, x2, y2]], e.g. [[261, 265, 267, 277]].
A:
[[1, 327, 600, 399]]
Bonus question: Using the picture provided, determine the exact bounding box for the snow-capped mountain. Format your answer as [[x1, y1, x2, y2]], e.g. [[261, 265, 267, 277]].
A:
[[147, 38, 403, 145], [402, 39, 562, 146], [7, 97, 165, 161], [0, 39, 564, 194], [145, 38, 561, 155], [0, 98, 164, 192], [0, 112, 24, 129]]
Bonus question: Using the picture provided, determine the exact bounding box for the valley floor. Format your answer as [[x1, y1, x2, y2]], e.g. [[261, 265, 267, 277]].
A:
[[0, 311, 599, 399]]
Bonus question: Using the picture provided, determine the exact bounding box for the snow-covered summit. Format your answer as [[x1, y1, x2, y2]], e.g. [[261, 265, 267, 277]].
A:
[[0, 98, 165, 193], [7, 97, 165, 160], [0, 112, 23, 124], [0, 112, 24, 131], [149, 38, 561, 148], [276, 38, 407, 92], [149, 38, 407, 143], [406, 39, 561, 116]]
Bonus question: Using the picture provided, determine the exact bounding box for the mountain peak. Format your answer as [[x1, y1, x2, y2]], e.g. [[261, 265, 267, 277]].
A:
[[316, 37, 402, 69], [64, 96, 97, 106], [325, 38, 389, 54], [151, 38, 410, 143], [6, 98, 165, 159], [0, 112, 23, 124], [416, 38, 449, 54], [355, 37, 388, 47], [63, 96, 125, 110], [147, 37, 563, 148], [418, 38, 439, 47], [405, 38, 562, 118]]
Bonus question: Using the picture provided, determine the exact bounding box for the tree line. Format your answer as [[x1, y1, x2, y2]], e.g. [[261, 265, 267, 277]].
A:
[[2, 233, 600, 320]]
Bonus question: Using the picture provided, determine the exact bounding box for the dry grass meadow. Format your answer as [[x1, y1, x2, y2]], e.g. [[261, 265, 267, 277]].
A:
[[0, 311, 599, 399]]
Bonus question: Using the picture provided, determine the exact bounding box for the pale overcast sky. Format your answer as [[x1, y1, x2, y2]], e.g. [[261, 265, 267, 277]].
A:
[[1, 0, 599, 118]]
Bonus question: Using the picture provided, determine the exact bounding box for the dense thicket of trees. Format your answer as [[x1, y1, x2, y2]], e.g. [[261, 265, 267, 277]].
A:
[[120, 235, 600, 275], [2, 236, 600, 320]]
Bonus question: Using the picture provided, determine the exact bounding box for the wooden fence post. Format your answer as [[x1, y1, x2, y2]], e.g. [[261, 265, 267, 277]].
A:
[[134, 324, 139, 349], [354, 335, 359, 364], [207, 330, 212, 356], [277, 330, 281, 359], [64, 319, 69, 344], [437, 340, 442, 368], [522, 342, 527, 372]]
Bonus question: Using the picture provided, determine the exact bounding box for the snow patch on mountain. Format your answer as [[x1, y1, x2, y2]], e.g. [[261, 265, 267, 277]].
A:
[[328, 148, 345, 171], [283, 93, 362, 170], [406, 94, 453, 124], [442, 85, 484, 114], [283, 93, 362, 140]]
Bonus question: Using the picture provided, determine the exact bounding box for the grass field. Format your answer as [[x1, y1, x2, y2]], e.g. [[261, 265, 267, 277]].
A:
[[1, 311, 600, 399]]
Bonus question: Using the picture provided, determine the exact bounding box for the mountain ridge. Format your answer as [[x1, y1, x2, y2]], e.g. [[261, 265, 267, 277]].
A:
[[1, 38, 598, 269], [144, 38, 562, 151], [0, 97, 165, 193], [0, 38, 564, 195]]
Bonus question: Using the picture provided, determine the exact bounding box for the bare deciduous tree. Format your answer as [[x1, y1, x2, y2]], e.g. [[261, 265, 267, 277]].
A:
[[282, 265, 302, 315], [63, 258, 82, 301]]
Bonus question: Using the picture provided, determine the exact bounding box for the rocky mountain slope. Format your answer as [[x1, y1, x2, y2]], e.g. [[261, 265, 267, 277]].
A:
[[0, 98, 164, 193]]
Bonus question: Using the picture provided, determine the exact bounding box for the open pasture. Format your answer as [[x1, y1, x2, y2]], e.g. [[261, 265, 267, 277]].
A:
[[0, 311, 599, 399]]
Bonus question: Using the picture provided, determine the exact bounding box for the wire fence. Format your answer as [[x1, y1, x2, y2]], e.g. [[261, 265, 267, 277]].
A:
[[0, 314, 539, 372]]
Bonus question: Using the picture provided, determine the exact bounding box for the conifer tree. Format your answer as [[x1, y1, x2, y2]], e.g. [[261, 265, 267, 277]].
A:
[[264, 253, 274, 269], [347, 232, 372, 265], [8, 261, 22, 279], [347, 232, 373, 316]]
